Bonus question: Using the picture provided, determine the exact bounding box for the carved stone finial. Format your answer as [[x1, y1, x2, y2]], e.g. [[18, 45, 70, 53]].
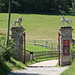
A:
[[60, 15, 72, 26], [13, 16, 22, 26]]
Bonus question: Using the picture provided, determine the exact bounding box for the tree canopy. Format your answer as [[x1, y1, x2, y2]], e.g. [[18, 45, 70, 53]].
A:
[[0, 0, 73, 13]]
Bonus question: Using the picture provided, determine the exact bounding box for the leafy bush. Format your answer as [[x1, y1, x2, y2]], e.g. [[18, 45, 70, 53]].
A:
[[0, 35, 14, 61], [70, 43, 75, 59], [70, 43, 75, 52]]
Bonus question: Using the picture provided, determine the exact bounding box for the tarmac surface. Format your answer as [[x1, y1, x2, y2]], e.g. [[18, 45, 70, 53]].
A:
[[8, 60, 69, 75]]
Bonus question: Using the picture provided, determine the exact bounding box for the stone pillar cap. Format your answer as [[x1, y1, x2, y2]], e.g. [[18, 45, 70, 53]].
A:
[[59, 26, 73, 31], [11, 25, 25, 31]]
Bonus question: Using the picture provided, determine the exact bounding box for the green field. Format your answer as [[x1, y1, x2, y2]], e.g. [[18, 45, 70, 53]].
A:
[[26, 44, 52, 52], [0, 13, 75, 43]]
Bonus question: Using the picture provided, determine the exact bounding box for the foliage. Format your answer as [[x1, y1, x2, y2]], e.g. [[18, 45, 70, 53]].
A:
[[70, 43, 75, 53], [0, 57, 26, 75], [0, 0, 73, 13], [6, 57, 26, 70], [72, 0, 75, 12], [0, 60, 11, 75], [0, 35, 14, 60]]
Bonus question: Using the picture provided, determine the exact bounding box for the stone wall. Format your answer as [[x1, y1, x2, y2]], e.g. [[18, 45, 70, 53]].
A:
[[11, 26, 25, 61]]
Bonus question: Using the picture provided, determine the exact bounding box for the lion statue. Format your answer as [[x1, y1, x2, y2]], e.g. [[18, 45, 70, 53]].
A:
[[13, 16, 22, 26]]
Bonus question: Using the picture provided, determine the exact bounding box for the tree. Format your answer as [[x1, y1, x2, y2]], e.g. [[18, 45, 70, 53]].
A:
[[0, 0, 8, 12], [0, 0, 73, 13], [72, 0, 75, 12]]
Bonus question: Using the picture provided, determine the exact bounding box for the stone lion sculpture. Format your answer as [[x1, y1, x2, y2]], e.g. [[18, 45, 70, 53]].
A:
[[13, 16, 22, 26], [60, 15, 72, 25]]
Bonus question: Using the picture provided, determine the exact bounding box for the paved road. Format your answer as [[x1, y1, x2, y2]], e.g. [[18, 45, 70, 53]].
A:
[[7, 60, 69, 75]]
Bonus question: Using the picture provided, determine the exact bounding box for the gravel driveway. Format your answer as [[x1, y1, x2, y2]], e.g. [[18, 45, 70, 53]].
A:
[[7, 60, 69, 75]]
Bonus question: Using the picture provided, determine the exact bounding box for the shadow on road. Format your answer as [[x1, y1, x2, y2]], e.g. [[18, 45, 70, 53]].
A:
[[8, 72, 39, 75], [29, 66, 53, 68]]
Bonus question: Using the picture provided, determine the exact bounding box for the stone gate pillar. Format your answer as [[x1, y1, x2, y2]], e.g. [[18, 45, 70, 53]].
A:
[[59, 26, 73, 66], [11, 26, 25, 61]]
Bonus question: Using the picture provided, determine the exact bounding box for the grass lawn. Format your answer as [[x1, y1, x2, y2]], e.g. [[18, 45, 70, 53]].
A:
[[0, 58, 25, 75], [26, 44, 52, 52], [26, 44, 58, 62], [0, 13, 75, 42], [61, 59, 75, 75]]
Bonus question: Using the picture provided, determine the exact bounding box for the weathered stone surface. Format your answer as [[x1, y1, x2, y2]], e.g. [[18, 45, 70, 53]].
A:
[[59, 26, 73, 66], [11, 26, 25, 61]]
